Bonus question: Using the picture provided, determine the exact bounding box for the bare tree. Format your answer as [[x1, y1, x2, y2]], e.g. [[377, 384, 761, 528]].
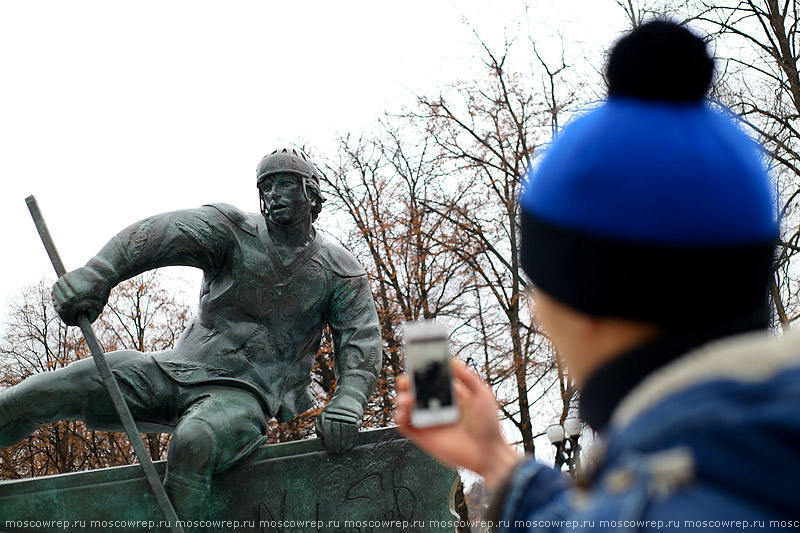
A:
[[97, 270, 191, 354], [321, 125, 474, 430], [614, 0, 683, 28], [0, 280, 98, 477], [402, 33, 585, 454]]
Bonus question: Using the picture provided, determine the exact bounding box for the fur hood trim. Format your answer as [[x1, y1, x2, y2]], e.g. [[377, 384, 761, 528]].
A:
[[612, 328, 800, 429]]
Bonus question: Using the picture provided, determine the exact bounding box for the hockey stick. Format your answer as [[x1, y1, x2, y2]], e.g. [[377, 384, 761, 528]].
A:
[[25, 195, 185, 533]]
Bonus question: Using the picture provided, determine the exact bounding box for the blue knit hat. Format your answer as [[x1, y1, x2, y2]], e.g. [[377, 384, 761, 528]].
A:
[[519, 21, 777, 322]]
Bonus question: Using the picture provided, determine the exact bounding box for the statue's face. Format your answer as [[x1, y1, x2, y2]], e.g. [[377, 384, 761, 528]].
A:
[[259, 172, 310, 225]]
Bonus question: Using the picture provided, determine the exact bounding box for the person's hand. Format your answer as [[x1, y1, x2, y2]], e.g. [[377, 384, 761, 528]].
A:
[[394, 360, 521, 489], [316, 394, 362, 455], [51, 266, 113, 326]]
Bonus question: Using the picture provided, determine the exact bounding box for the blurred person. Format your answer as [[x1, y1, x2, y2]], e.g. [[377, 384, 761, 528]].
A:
[[396, 21, 799, 531]]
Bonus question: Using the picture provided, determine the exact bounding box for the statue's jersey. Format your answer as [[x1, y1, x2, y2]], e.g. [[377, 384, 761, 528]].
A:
[[88, 203, 381, 421]]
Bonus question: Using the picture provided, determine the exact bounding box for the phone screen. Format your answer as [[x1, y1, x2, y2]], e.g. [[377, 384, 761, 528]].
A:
[[408, 338, 454, 409], [403, 321, 459, 427]]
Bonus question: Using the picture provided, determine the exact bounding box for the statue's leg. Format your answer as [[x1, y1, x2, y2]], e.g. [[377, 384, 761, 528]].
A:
[[164, 387, 267, 525], [0, 350, 174, 447]]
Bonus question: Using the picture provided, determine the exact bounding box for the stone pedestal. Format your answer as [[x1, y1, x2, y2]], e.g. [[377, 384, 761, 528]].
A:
[[0, 427, 459, 532]]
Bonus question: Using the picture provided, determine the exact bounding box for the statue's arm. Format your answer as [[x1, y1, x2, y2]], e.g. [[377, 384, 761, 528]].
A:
[[87, 206, 233, 282], [316, 273, 382, 453], [328, 274, 382, 407], [52, 206, 234, 325]]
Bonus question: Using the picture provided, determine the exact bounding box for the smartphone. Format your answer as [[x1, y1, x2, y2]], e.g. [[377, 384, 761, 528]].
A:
[[402, 320, 460, 427]]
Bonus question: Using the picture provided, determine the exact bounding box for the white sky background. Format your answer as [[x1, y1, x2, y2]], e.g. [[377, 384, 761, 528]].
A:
[[0, 0, 628, 311], [1, 0, 628, 464]]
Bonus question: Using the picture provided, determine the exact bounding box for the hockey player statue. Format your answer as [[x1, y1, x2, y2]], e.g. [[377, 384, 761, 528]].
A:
[[0, 148, 382, 524]]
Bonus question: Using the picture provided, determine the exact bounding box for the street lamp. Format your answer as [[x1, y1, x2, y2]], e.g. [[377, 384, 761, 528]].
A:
[[546, 424, 567, 470], [546, 418, 582, 476], [563, 417, 582, 475]]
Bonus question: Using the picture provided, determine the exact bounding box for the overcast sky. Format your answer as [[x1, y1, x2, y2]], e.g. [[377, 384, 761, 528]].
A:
[[0, 1, 627, 321]]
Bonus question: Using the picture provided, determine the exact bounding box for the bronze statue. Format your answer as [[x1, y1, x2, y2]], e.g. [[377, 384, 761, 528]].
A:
[[0, 148, 382, 523]]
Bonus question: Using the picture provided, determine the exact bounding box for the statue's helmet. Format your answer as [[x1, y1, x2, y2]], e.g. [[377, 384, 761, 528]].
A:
[[256, 147, 326, 220]]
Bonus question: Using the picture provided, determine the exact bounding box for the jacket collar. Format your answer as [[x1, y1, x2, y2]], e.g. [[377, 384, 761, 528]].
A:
[[611, 327, 800, 430], [579, 312, 769, 432]]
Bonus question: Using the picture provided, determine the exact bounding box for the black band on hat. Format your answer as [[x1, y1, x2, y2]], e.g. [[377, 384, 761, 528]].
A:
[[520, 210, 776, 323]]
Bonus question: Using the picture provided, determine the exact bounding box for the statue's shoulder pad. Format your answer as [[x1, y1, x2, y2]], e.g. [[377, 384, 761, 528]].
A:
[[204, 203, 259, 236], [318, 235, 367, 278]]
